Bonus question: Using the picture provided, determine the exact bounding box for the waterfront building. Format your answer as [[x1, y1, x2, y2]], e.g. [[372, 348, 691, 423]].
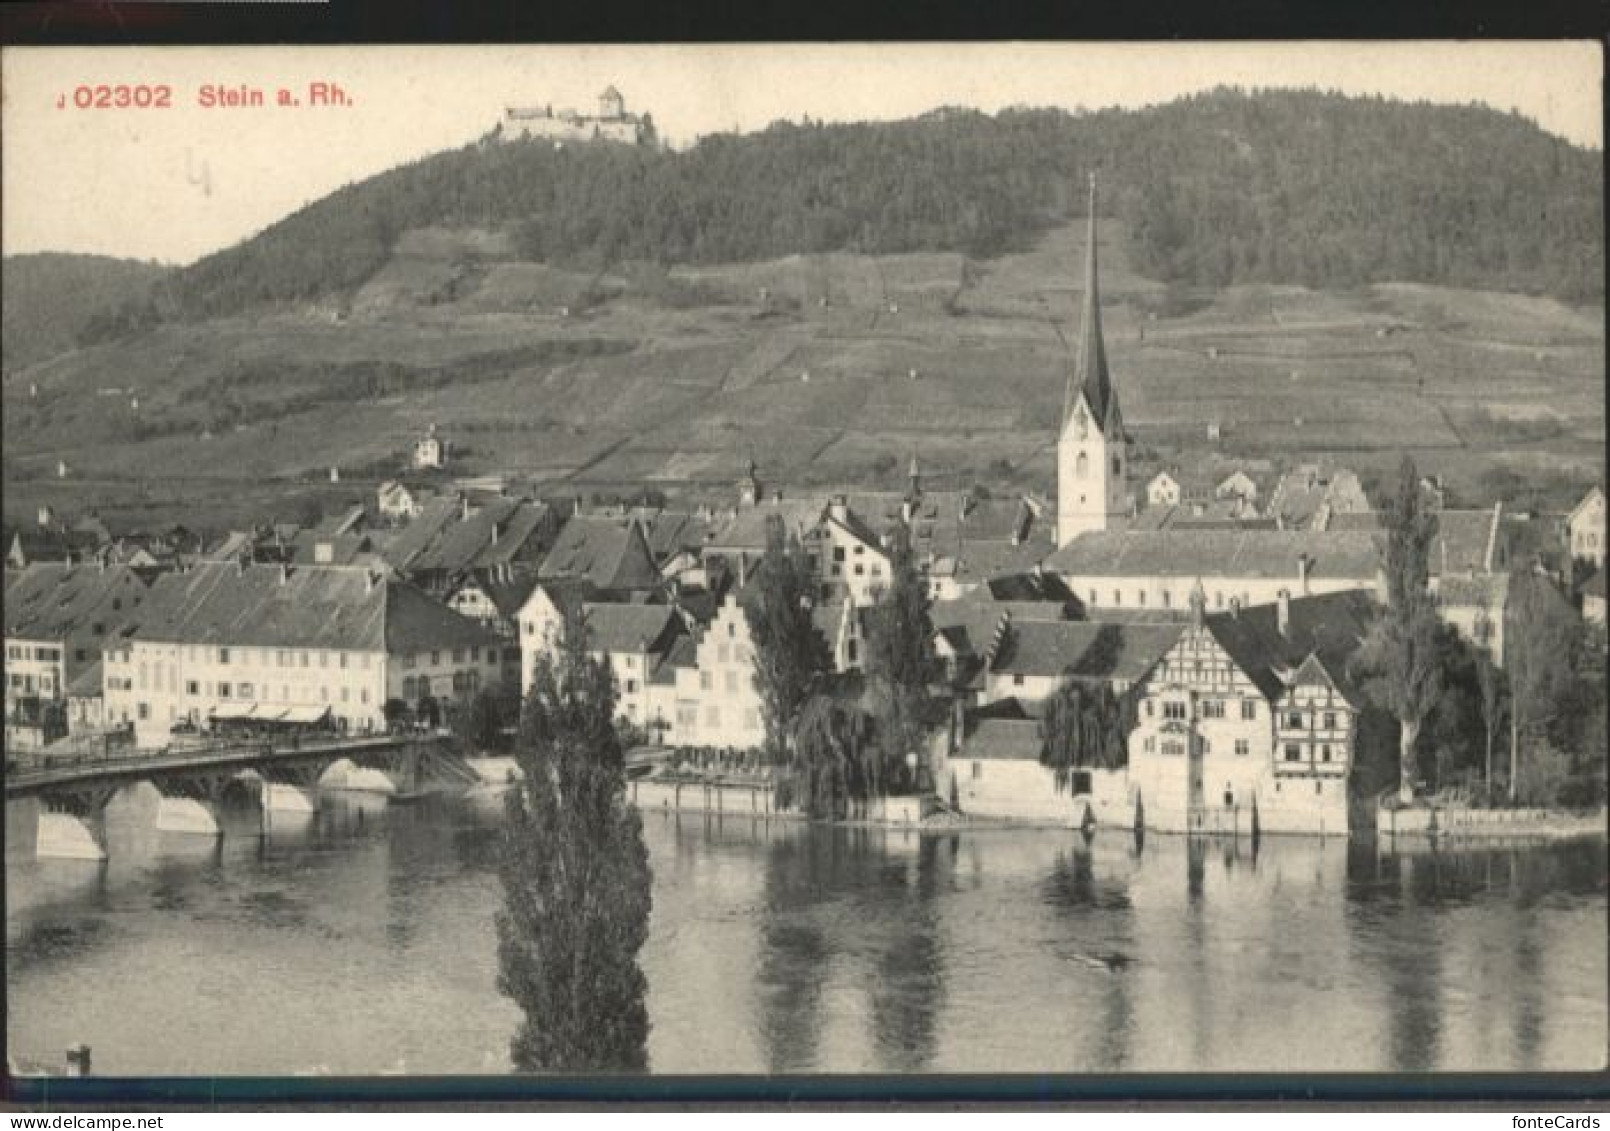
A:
[[4, 562, 152, 749], [1125, 586, 1374, 835], [102, 562, 503, 748]]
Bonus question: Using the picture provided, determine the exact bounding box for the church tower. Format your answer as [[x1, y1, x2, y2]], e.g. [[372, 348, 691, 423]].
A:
[[1057, 174, 1130, 549]]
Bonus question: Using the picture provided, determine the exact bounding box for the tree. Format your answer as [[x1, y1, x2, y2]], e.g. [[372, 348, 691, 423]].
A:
[[495, 607, 652, 1072], [453, 688, 508, 753], [1351, 454, 1442, 803], [1475, 648, 1508, 803], [1039, 679, 1133, 792], [862, 524, 940, 792], [782, 693, 875, 819], [1504, 571, 1581, 803], [745, 517, 831, 765]]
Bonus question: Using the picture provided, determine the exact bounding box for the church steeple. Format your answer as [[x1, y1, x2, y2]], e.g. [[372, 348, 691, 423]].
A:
[[1063, 173, 1118, 435], [1055, 172, 1130, 550]]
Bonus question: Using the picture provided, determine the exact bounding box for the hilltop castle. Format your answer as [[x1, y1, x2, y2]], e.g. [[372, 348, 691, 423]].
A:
[[498, 85, 648, 146]]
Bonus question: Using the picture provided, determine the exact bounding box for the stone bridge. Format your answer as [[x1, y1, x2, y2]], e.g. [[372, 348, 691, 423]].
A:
[[4, 735, 478, 861]]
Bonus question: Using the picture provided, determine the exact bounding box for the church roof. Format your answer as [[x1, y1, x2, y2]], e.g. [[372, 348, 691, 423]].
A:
[[1063, 175, 1118, 434]]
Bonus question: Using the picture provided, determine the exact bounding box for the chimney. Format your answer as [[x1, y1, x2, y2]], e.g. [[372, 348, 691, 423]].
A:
[[1277, 588, 1291, 636], [1297, 552, 1312, 594]]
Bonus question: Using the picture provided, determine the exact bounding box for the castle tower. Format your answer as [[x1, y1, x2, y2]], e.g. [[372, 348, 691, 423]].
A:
[[1057, 174, 1129, 549], [599, 85, 624, 120]]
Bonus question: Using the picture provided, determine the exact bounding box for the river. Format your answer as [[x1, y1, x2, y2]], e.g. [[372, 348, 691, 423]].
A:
[[6, 789, 1606, 1075]]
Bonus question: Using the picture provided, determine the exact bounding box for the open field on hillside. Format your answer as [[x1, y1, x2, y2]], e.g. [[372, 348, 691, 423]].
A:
[[3, 219, 1602, 532]]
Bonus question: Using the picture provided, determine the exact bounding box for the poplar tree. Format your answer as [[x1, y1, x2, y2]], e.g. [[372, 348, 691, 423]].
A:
[[1352, 454, 1443, 804], [863, 524, 939, 792], [746, 517, 831, 766], [496, 608, 652, 1072]]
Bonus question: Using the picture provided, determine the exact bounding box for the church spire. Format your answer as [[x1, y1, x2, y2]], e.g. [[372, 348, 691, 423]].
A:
[[1062, 173, 1117, 433]]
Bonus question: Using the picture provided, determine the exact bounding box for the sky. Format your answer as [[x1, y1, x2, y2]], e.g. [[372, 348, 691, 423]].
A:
[[2, 42, 1602, 265]]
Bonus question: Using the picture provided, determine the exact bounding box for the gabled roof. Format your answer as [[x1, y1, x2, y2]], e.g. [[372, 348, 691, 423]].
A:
[[120, 562, 498, 655], [538, 516, 660, 593], [960, 717, 1044, 762], [580, 602, 682, 656], [1568, 485, 1605, 525], [1043, 528, 1380, 582], [989, 619, 1182, 684], [4, 562, 152, 641], [386, 497, 550, 577], [1203, 589, 1377, 704]]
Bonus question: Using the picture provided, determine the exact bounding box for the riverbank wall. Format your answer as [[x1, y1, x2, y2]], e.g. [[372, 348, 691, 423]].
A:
[[628, 779, 925, 826], [1378, 803, 1608, 841]]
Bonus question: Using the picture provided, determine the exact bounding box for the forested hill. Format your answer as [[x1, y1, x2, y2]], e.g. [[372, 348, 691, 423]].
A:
[[2, 254, 170, 369], [94, 88, 1603, 336]]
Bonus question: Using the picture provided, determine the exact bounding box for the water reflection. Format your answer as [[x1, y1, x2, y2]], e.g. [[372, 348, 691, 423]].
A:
[[5, 792, 1606, 1076]]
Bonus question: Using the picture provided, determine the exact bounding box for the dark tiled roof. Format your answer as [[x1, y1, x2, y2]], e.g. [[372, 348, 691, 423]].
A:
[[650, 634, 698, 685], [67, 659, 103, 698], [539, 516, 660, 593], [1430, 509, 1501, 577], [1043, 528, 1380, 582], [989, 619, 1181, 684], [4, 563, 152, 640], [1583, 570, 1606, 599], [931, 596, 1070, 660], [1204, 588, 1377, 704], [960, 717, 1044, 762], [581, 602, 682, 656], [124, 562, 498, 655]]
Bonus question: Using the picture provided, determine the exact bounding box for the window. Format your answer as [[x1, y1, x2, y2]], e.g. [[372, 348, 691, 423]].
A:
[[1075, 452, 1088, 478], [1215, 592, 1224, 608], [1113, 590, 1121, 606], [1284, 744, 1301, 762], [870, 565, 882, 578], [339, 653, 348, 670], [320, 652, 329, 668], [1162, 591, 1171, 609], [854, 564, 864, 576], [75, 648, 87, 663], [1144, 736, 1155, 752], [238, 683, 255, 698], [218, 647, 230, 665], [1241, 699, 1257, 721], [452, 648, 465, 664], [1161, 740, 1185, 757], [1323, 712, 1337, 730], [1088, 590, 1098, 606], [403, 653, 416, 669], [431, 651, 441, 666], [1138, 590, 1147, 606], [1112, 456, 1122, 475], [833, 547, 845, 563], [625, 680, 637, 694], [1321, 745, 1332, 763], [185, 680, 199, 696], [717, 642, 729, 663], [1315, 780, 1323, 796], [1288, 712, 1304, 729], [847, 640, 859, 664], [1013, 673, 1024, 687], [853, 545, 864, 556], [972, 760, 982, 780], [1234, 740, 1249, 757], [469, 647, 479, 663], [700, 671, 712, 692], [1200, 700, 1224, 719], [299, 651, 309, 668], [724, 671, 737, 693], [218, 682, 232, 699], [137, 702, 149, 721], [403, 676, 417, 700], [1163, 702, 1186, 721], [1144, 699, 1154, 717]]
